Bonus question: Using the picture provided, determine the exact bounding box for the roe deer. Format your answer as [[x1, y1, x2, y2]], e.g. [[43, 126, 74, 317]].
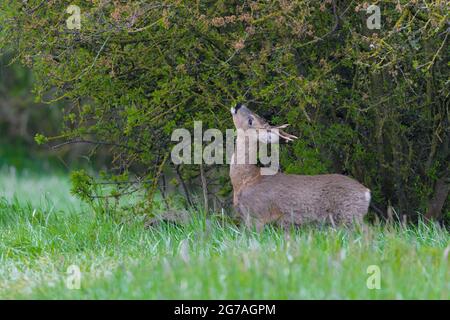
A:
[[230, 103, 370, 230]]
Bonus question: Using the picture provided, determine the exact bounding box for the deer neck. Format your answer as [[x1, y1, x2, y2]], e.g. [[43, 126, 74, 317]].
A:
[[229, 135, 261, 193]]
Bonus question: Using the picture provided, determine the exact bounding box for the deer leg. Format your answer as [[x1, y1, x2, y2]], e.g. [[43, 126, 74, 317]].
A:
[[246, 218, 265, 232], [239, 206, 265, 232]]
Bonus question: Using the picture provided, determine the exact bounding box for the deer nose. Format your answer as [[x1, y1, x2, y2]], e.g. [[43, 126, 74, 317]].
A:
[[231, 103, 243, 114], [231, 103, 242, 115]]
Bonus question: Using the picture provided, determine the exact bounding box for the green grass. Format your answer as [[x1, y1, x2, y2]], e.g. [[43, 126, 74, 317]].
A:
[[0, 166, 448, 299]]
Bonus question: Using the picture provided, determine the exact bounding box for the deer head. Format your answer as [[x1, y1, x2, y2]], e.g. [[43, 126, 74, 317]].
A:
[[230, 103, 298, 143]]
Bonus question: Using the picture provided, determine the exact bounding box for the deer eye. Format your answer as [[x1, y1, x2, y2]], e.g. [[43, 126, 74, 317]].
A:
[[248, 117, 253, 126]]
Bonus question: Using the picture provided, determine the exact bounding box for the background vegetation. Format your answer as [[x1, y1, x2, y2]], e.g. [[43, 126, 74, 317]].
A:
[[1, 0, 448, 221]]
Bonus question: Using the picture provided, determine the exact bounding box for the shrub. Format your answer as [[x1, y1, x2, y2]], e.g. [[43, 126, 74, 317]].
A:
[[1, 1, 448, 220]]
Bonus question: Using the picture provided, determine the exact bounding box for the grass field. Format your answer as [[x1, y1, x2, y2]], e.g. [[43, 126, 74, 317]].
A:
[[0, 165, 448, 299]]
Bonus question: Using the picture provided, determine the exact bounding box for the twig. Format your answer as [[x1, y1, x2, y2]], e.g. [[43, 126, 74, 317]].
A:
[[175, 164, 193, 206], [50, 139, 144, 153]]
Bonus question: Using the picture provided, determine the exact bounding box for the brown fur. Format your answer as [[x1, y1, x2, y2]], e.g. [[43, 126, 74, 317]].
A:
[[230, 104, 370, 230]]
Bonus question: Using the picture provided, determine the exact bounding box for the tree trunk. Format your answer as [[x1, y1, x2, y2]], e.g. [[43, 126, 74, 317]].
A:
[[174, 165, 193, 207], [425, 175, 449, 221], [199, 164, 209, 215], [159, 173, 170, 210]]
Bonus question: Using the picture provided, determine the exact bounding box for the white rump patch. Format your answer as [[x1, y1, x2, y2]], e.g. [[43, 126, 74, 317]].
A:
[[365, 190, 371, 202]]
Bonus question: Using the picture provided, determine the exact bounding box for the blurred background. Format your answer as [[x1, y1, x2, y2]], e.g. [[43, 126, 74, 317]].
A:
[[0, 53, 112, 172]]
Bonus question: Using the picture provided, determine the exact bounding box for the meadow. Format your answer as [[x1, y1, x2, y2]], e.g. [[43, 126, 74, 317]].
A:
[[0, 165, 448, 299]]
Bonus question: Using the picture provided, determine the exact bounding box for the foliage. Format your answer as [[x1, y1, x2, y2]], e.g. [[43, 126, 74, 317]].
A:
[[1, 0, 448, 219], [70, 169, 95, 202], [0, 54, 63, 144]]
